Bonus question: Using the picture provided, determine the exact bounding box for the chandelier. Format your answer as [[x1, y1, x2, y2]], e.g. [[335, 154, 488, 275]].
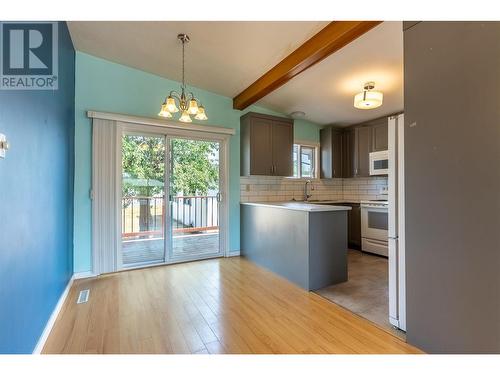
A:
[[158, 34, 208, 122]]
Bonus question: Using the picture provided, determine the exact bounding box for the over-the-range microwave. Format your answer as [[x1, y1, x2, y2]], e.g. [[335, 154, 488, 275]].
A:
[[369, 150, 389, 175]]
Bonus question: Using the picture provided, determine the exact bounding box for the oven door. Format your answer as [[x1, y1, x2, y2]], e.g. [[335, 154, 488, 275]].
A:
[[369, 150, 389, 175], [361, 205, 388, 241]]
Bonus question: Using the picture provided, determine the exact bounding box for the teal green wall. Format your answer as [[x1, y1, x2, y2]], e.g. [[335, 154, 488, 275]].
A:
[[294, 119, 322, 143], [74, 52, 322, 272]]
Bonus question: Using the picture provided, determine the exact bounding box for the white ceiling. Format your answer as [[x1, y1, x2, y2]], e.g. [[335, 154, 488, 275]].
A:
[[67, 21, 403, 126], [258, 21, 404, 125], [67, 21, 328, 98]]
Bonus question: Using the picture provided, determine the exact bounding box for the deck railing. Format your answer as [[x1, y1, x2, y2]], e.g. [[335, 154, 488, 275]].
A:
[[122, 195, 219, 238]]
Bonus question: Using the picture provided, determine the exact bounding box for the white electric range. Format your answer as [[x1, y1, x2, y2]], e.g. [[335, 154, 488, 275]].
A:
[[360, 199, 388, 257]]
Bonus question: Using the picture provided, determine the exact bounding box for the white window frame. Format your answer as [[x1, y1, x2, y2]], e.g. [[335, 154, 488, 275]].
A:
[[291, 139, 320, 180]]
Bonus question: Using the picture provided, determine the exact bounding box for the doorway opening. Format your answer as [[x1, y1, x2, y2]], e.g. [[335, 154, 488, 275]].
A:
[[315, 114, 406, 340]]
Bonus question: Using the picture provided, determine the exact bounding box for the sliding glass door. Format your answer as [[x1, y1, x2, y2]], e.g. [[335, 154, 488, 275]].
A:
[[119, 131, 223, 269], [167, 137, 222, 262], [121, 134, 166, 267]]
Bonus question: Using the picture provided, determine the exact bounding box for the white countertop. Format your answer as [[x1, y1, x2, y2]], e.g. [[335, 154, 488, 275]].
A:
[[240, 201, 352, 212]]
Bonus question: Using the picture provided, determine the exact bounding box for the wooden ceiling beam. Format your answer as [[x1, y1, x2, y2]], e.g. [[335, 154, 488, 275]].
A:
[[232, 21, 382, 110]]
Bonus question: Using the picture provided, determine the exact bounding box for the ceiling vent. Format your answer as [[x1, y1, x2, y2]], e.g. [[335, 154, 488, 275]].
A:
[[289, 111, 306, 119]]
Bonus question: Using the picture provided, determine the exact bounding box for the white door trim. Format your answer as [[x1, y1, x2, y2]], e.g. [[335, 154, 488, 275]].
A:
[[396, 114, 406, 331], [388, 114, 406, 331], [87, 110, 236, 136], [92, 116, 234, 275]]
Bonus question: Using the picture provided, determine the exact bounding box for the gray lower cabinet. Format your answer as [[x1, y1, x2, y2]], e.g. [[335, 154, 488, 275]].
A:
[[348, 203, 361, 249], [241, 112, 293, 176], [335, 202, 361, 248]]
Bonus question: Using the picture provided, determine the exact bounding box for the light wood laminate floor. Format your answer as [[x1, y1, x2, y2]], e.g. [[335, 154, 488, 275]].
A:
[[43, 257, 421, 354]]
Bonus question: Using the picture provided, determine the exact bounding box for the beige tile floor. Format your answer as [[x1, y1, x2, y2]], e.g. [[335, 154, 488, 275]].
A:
[[316, 249, 406, 340]]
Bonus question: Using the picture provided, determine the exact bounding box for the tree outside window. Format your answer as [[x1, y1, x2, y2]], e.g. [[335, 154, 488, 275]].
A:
[[121, 135, 219, 232]]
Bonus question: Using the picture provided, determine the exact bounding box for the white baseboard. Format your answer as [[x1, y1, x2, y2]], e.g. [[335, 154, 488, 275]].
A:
[[228, 250, 240, 257], [33, 275, 74, 354], [73, 271, 96, 280]]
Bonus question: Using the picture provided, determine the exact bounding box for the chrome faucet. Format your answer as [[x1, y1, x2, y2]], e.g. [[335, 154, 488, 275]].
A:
[[304, 180, 314, 201]]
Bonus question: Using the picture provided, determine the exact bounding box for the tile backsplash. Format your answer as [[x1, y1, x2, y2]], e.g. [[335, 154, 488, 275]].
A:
[[240, 176, 388, 203], [341, 177, 388, 202]]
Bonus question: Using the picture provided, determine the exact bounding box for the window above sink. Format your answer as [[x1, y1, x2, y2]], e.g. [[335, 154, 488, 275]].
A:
[[292, 140, 320, 179]]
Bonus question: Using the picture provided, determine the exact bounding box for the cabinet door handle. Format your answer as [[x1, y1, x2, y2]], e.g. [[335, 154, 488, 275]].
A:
[[273, 165, 276, 174]]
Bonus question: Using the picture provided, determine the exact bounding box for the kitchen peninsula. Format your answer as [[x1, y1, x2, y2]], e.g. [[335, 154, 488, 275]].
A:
[[240, 202, 351, 291]]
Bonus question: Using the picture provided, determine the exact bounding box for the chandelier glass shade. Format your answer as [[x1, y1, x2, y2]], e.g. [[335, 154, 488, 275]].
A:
[[354, 82, 383, 110], [158, 34, 208, 122]]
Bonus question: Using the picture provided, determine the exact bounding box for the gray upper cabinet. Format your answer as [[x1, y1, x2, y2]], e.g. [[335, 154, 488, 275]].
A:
[[248, 116, 273, 175], [320, 115, 389, 179], [320, 126, 343, 178], [240, 112, 294, 176], [351, 116, 389, 177], [342, 128, 355, 178], [353, 126, 372, 177], [272, 120, 294, 176], [371, 119, 389, 152]]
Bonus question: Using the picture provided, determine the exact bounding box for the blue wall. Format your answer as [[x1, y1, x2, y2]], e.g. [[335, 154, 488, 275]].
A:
[[73, 52, 323, 272], [0, 22, 75, 353]]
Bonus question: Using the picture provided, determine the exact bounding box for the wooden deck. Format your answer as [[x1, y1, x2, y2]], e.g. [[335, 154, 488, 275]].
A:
[[122, 233, 220, 265], [42, 257, 422, 354]]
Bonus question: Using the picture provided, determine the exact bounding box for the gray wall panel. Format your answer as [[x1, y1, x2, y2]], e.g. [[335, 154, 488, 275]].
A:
[[404, 21, 500, 353]]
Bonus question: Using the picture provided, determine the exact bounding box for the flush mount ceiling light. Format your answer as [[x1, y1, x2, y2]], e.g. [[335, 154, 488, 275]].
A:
[[354, 81, 383, 110], [158, 34, 208, 122]]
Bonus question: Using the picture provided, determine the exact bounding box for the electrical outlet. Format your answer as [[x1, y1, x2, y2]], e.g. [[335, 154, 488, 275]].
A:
[[380, 186, 388, 194], [245, 184, 250, 192]]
